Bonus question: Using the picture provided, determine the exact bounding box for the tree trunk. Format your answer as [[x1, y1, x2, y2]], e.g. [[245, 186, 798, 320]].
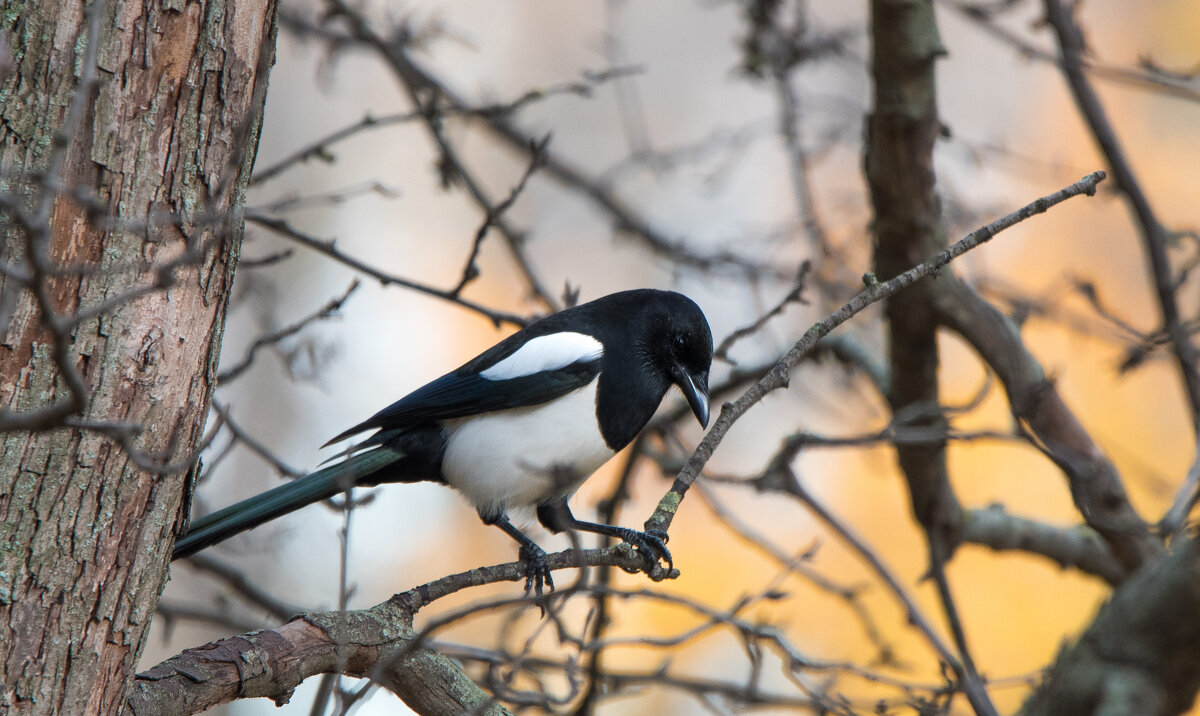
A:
[[0, 0, 275, 712], [866, 0, 963, 562]]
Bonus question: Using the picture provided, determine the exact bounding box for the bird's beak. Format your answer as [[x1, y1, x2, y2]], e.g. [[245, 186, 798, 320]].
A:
[[676, 369, 710, 428]]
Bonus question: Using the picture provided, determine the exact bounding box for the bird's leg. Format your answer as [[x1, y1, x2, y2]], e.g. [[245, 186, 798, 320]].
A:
[[536, 498, 672, 574], [480, 510, 554, 595]]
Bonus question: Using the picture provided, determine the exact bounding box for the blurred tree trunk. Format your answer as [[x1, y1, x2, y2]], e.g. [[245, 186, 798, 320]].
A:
[[1020, 535, 1200, 716], [0, 0, 275, 712], [866, 0, 962, 564]]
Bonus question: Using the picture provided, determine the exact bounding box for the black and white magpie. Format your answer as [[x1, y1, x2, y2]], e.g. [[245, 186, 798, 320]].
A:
[[172, 289, 713, 592]]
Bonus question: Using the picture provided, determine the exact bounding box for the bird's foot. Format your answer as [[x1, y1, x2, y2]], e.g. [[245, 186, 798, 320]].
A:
[[518, 542, 555, 596], [615, 527, 673, 575]]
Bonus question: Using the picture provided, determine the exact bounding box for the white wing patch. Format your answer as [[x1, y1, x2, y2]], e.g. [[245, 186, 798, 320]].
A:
[[480, 332, 603, 381]]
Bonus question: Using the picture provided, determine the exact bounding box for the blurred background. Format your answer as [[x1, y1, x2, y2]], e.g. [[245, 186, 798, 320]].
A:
[[143, 0, 1200, 713]]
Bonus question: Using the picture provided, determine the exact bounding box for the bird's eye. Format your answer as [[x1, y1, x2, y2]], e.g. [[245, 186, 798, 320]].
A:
[[673, 335, 687, 351]]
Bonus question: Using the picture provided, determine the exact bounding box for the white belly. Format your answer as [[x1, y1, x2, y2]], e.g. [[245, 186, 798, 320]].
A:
[[441, 382, 616, 515]]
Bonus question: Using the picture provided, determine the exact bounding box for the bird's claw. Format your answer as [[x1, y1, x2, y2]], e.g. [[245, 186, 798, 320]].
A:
[[619, 527, 673, 575], [518, 543, 554, 596]]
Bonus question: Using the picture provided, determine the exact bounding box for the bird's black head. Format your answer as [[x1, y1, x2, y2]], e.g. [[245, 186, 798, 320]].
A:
[[561, 289, 714, 451], [637, 291, 713, 428]]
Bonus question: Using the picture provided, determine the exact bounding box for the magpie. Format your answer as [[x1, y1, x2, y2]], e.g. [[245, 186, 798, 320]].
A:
[[172, 289, 713, 593]]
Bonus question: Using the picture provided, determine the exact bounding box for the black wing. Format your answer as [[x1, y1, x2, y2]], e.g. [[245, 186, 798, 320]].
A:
[[323, 358, 601, 446]]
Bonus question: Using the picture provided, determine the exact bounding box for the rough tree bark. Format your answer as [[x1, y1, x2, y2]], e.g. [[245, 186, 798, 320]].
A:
[[1021, 536, 1200, 716], [0, 0, 276, 712]]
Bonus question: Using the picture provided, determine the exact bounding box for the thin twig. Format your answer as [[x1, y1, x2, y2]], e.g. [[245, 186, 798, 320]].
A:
[[573, 435, 647, 714], [944, 0, 1200, 104], [1160, 432, 1200, 537], [772, 34, 835, 260], [305, 7, 786, 281], [713, 263, 810, 362], [251, 66, 640, 186], [927, 533, 993, 716], [0, 0, 105, 432], [776, 465, 964, 691], [245, 211, 530, 328], [322, 0, 560, 311], [693, 481, 894, 664], [155, 601, 265, 636], [218, 280, 360, 384], [452, 137, 549, 297], [181, 554, 305, 621], [648, 171, 1108, 532], [1043, 0, 1200, 434], [210, 402, 304, 478]]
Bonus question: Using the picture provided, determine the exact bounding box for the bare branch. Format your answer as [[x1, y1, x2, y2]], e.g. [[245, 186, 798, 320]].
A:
[[245, 211, 531, 328], [694, 481, 894, 665], [1159, 433, 1200, 537], [178, 555, 305, 622], [250, 66, 639, 186], [217, 280, 360, 384], [310, 6, 789, 281], [208, 402, 304, 478], [155, 602, 266, 637], [935, 277, 1162, 572], [648, 171, 1108, 533], [644, 172, 1104, 716], [713, 263, 810, 363], [1043, 0, 1200, 434], [130, 606, 512, 716], [963, 504, 1125, 585], [0, 0, 105, 433], [943, 0, 1200, 104], [132, 545, 664, 714], [452, 137, 549, 297], [321, 0, 561, 311], [772, 464, 963, 690]]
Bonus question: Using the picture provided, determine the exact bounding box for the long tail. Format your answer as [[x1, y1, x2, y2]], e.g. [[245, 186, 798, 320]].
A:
[[172, 448, 404, 560]]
